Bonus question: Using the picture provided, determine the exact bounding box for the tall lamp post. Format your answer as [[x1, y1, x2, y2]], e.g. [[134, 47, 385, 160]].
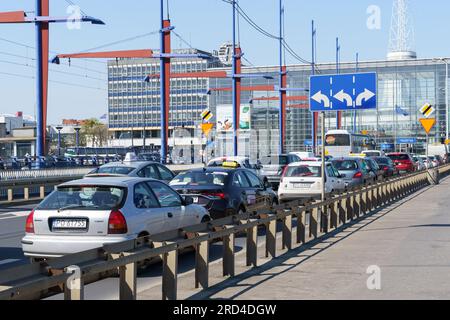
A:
[[433, 58, 449, 140], [74, 127, 81, 155], [56, 126, 63, 157]]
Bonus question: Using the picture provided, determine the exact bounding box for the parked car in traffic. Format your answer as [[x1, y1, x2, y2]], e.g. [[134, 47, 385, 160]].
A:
[[362, 150, 385, 157], [138, 152, 161, 163], [207, 156, 263, 177], [331, 157, 374, 187], [170, 165, 277, 219], [411, 155, 426, 171], [259, 154, 302, 189], [371, 156, 398, 178], [86, 154, 175, 183], [22, 177, 210, 259], [277, 161, 346, 202], [289, 151, 316, 160], [387, 153, 415, 173], [365, 158, 385, 181]]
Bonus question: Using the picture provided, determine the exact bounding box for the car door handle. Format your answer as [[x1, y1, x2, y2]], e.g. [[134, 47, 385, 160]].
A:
[[167, 212, 173, 218]]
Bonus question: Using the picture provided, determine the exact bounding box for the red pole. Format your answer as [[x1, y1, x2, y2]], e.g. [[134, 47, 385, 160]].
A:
[[38, 0, 49, 153]]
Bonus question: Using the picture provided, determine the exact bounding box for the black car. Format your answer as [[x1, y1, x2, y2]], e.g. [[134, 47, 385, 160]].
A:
[[372, 156, 398, 178], [365, 158, 384, 181], [170, 167, 278, 219]]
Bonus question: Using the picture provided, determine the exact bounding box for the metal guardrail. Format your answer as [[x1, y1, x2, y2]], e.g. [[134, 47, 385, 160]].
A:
[[0, 164, 204, 205], [0, 168, 93, 181], [1, 164, 449, 300]]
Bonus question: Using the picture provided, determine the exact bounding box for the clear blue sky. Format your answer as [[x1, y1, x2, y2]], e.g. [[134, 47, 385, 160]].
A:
[[0, 0, 449, 124]]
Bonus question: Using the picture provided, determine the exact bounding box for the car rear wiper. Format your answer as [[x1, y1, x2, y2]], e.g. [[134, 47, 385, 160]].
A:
[[58, 204, 88, 212]]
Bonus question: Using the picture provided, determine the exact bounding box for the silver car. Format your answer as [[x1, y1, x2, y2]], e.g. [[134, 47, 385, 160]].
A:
[[87, 160, 175, 183], [331, 157, 374, 187], [22, 177, 210, 259]]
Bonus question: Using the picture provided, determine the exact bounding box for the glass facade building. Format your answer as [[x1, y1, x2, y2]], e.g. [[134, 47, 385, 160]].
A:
[[107, 48, 222, 148], [108, 51, 449, 157]]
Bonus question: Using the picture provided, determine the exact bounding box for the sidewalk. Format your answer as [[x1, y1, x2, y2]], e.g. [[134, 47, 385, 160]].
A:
[[139, 177, 450, 300]]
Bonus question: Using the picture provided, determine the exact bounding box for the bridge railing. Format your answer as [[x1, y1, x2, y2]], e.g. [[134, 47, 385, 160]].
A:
[[0, 164, 449, 300], [0, 164, 204, 205]]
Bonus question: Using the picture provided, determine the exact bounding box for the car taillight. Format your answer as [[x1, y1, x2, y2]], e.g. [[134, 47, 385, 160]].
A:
[[203, 192, 226, 200], [353, 172, 363, 179], [25, 210, 34, 234], [108, 210, 128, 234], [383, 166, 389, 171]]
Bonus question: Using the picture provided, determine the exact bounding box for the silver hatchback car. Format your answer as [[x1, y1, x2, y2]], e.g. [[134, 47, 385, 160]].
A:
[[22, 177, 210, 259], [87, 160, 176, 183]]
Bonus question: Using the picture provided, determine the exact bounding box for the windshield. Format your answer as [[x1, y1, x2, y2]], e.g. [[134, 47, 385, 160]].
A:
[[262, 156, 289, 165], [325, 134, 350, 147], [37, 186, 126, 210], [285, 166, 321, 178], [332, 160, 358, 171], [374, 157, 392, 166], [97, 166, 135, 175], [170, 171, 229, 186], [388, 154, 410, 161]]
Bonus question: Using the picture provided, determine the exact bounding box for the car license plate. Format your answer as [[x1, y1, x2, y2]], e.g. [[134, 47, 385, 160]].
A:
[[293, 183, 310, 189], [52, 219, 87, 230]]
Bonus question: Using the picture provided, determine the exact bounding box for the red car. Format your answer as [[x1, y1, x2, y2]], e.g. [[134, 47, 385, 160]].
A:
[[387, 153, 415, 173]]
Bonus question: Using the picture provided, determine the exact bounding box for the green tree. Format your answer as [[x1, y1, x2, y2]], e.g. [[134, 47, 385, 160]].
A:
[[81, 118, 108, 147]]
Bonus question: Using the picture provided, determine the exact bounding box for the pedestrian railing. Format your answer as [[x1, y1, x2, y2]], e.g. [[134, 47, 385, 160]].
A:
[[0, 164, 449, 300], [0, 168, 93, 181]]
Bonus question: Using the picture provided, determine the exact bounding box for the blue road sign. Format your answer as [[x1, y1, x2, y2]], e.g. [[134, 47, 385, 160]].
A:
[[310, 72, 377, 112]]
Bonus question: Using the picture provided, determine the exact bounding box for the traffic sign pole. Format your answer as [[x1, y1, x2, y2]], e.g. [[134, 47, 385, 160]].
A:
[[321, 111, 326, 203]]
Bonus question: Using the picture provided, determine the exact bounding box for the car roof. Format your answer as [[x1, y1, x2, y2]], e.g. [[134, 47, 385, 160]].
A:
[[98, 161, 157, 169], [180, 167, 240, 173], [60, 176, 157, 187], [289, 161, 324, 167], [331, 157, 361, 161]]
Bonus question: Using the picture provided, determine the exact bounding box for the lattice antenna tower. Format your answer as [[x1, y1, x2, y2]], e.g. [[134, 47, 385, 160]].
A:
[[388, 0, 417, 60]]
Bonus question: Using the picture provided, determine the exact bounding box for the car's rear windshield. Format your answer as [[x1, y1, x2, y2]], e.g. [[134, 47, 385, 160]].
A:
[[388, 154, 410, 161], [37, 186, 126, 210], [332, 160, 358, 171], [285, 166, 321, 178], [170, 171, 229, 186], [374, 157, 392, 165], [363, 152, 380, 157], [262, 156, 288, 165], [97, 166, 135, 175]]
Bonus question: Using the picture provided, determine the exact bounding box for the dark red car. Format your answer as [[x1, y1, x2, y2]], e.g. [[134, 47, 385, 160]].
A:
[[387, 153, 415, 173]]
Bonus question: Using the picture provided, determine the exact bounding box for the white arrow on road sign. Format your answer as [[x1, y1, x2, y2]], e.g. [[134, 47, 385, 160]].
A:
[[334, 90, 353, 107], [311, 91, 330, 108], [356, 89, 375, 106]]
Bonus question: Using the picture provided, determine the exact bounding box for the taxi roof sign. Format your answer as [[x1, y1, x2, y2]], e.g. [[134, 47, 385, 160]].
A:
[[222, 161, 240, 168]]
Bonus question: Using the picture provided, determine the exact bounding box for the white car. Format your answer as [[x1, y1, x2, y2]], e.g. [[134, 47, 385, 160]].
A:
[[289, 152, 316, 160], [22, 177, 210, 259], [362, 150, 385, 157], [278, 162, 346, 202]]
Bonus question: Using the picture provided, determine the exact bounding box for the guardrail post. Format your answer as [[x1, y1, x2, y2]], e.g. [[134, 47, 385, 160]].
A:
[[195, 235, 209, 289], [281, 210, 293, 250], [339, 197, 346, 225], [330, 199, 338, 230], [368, 187, 374, 212], [154, 242, 178, 301], [39, 186, 45, 199], [354, 191, 361, 218], [361, 188, 367, 215], [296, 208, 306, 244], [64, 265, 84, 300], [266, 215, 277, 258], [24, 187, 29, 200], [245, 221, 258, 267], [310, 206, 319, 239], [7, 189, 13, 202], [346, 193, 354, 221], [119, 253, 137, 300], [223, 227, 235, 277]]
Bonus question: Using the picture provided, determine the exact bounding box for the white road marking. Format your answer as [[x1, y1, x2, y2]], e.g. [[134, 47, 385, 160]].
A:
[[0, 259, 20, 266]]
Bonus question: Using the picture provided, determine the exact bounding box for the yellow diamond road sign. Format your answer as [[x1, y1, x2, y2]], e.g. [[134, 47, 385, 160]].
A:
[[420, 103, 435, 118], [201, 109, 213, 122]]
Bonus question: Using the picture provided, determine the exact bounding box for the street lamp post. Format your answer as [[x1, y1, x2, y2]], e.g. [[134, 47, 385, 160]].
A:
[[56, 126, 63, 157], [74, 127, 81, 156]]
